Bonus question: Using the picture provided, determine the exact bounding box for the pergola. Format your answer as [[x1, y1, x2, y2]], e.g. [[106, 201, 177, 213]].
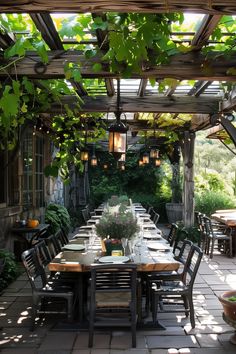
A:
[[1, 1, 236, 226]]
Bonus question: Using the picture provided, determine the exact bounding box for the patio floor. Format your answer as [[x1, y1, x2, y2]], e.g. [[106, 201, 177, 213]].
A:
[[1, 226, 236, 354]]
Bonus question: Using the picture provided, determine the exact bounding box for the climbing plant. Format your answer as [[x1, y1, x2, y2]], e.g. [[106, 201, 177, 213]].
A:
[[0, 12, 236, 179]]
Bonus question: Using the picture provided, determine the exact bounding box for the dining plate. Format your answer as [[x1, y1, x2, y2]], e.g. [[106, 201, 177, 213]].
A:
[[143, 234, 162, 239], [98, 256, 130, 263], [62, 244, 85, 251], [147, 243, 170, 251]]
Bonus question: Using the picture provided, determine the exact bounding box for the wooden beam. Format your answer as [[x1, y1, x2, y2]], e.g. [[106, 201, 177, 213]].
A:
[[188, 81, 213, 96], [221, 87, 236, 111], [138, 79, 148, 97], [1, 1, 236, 15], [70, 80, 88, 96], [92, 13, 115, 97], [30, 13, 64, 50], [0, 32, 15, 50], [191, 14, 222, 50], [2, 51, 236, 81], [50, 95, 219, 114]]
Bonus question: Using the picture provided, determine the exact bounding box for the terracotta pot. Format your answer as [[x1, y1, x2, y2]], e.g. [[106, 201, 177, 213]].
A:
[[27, 219, 39, 228], [219, 290, 236, 321]]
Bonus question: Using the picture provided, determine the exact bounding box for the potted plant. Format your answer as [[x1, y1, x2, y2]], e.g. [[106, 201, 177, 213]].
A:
[[219, 290, 236, 321], [219, 290, 236, 345], [95, 210, 139, 255]]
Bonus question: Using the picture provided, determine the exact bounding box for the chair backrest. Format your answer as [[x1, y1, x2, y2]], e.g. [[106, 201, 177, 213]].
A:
[[166, 223, 178, 246], [55, 229, 68, 248], [147, 206, 154, 216], [90, 263, 137, 308], [45, 234, 58, 259], [174, 239, 193, 265], [82, 207, 90, 223], [203, 216, 213, 237], [21, 248, 47, 290], [181, 244, 203, 287], [153, 212, 160, 225], [34, 240, 52, 266]]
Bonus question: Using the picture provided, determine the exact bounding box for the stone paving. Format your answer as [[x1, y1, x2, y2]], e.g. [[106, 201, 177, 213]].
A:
[[1, 231, 236, 353]]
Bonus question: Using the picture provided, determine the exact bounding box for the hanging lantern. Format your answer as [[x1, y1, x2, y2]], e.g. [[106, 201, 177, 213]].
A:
[[81, 149, 89, 161], [118, 153, 126, 162], [150, 148, 159, 159], [90, 154, 98, 166], [138, 159, 144, 167], [108, 79, 128, 160], [103, 163, 108, 170], [155, 158, 161, 167], [121, 163, 125, 171], [142, 152, 149, 164]]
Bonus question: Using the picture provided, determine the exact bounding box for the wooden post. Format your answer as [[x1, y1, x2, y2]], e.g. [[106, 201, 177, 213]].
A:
[[182, 131, 195, 227]]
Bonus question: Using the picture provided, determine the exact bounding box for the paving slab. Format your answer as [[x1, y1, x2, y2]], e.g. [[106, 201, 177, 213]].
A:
[[146, 335, 199, 349]]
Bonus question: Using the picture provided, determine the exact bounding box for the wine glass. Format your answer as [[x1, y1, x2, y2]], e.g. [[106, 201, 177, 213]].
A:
[[121, 237, 128, 256]]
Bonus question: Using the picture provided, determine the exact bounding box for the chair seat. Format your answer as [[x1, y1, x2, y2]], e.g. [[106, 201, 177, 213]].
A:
[[152, 280, 188, 294], [96, 291, 131, 307]]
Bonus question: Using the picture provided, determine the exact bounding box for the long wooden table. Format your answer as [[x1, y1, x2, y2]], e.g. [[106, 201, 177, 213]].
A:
[[48, 233, 179, 325], [211, 209, 236, 256]]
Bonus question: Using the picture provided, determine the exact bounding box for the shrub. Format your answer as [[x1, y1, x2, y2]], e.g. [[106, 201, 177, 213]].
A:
[[195, 191, 235, 216], [0, 249, 20, 293], [45, 203, 71, 234]]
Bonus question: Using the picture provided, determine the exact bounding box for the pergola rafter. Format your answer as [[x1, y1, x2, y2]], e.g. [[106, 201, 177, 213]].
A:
[[1, 1, 236, 15]]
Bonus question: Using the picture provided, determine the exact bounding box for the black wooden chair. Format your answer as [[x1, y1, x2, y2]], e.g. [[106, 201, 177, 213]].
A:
[[88, 263, 138, 348], [164, 223, 179, 246], [21, 248, 74, 330], [150, 244, 203, 328], [203, 215, 233, 258], [145, 239, 193, 314]]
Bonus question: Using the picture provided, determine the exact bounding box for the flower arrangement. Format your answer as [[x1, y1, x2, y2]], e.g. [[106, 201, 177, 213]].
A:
[[96, 210, 139, 240]]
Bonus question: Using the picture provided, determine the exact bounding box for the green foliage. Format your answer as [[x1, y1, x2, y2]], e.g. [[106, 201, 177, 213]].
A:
[[96, 211, 139, 240], [0, 249, 20, 292], [45, 203, 71, 234], [195, 191, 235, 216], [176, 221, 200, 244], [108, 194, 129, 207]]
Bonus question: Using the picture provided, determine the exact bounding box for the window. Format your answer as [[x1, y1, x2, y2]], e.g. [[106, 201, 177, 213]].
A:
[[22, 129, 45, 209]]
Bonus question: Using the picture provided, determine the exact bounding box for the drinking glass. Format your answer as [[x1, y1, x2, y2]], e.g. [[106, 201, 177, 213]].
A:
[[121, 237, 128, 256]]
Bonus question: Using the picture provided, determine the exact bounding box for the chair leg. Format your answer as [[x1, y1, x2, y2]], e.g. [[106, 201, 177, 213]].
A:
[[210, 238, 215, 259], [67, 296, 73, 321], [88, 304, 95, 347], [187, 294, 195, 328], [182, 295, 189, 317], [151, 292, 159, 324]]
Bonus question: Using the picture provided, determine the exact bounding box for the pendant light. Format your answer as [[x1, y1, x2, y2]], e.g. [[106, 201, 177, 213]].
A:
[[81, 125, 89, 161], [138, 158, 144, 166], [150, 148, 159, 159], [142, 132, 149, 164], [108, 79, 128, 160], [155, 158, 161, 167], [90, 143, 98, 166]]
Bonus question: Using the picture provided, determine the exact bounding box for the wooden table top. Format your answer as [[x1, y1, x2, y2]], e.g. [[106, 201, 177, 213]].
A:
[[212, 209, 236, 227], [48, 237, 180, 273]]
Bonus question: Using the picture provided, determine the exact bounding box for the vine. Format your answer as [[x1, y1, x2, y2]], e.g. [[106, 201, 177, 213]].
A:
[[0, 13, 236, 179]]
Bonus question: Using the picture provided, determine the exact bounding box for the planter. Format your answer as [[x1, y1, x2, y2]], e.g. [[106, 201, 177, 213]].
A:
[[219, 290, 236, 321], [165, 203, 183, 224], [219, 290, 236, 345]]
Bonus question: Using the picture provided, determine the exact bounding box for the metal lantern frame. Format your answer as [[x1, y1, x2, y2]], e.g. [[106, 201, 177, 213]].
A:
[[108, 79, 128, 160]]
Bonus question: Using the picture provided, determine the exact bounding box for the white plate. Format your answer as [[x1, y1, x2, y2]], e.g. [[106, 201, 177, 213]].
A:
[[63, 244, 85, 251], [147, 243, 170, 251], [143, 234, 162, 239], [98, 256, 130, 263]]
